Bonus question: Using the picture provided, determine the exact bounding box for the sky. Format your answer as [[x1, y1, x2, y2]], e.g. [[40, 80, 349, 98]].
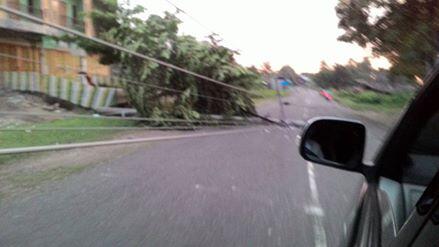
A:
[[129, 0, 390, 73]]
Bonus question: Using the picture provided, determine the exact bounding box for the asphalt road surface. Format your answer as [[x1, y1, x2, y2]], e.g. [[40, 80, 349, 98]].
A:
[[0, 87, 394, 246], [257, 87, 392, 161]]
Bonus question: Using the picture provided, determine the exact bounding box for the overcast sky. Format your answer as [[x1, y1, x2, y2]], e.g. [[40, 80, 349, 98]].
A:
[[129, 0, 390, 73]]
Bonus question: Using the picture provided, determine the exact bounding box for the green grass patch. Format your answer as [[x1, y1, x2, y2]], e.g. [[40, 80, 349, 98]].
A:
[[0, 118, 136, 149], [251, 88, 289, 103], [7, 165, 87, 189], [334, 90, 414, 112], [0, 118, 137, 165]]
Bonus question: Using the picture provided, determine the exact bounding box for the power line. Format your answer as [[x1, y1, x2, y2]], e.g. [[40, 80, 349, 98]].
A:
[[0, 5, 259, 96], [0, 52, 323, 118], [0, 111, 249, 125], [163, 0, 219, 37], [0, 127, 261, 155], [0, 52, 42, 64], [0, 52, 232, 102], [0, 52, 103, 72], [0, 126, 200, 131], [116, 77, 230, 102], [0, 124, 250, 131]]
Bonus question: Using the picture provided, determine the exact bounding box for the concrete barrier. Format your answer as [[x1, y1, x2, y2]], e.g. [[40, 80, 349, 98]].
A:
[[0, 71, 118, 109]]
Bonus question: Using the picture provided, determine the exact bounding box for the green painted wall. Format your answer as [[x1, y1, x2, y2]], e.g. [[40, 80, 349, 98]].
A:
[[42, 37, 58, 49], [19, 0, 27, 11], [18, 0, 42, 16], [65, 0, 83, 19], [34, 0, 41, 11], [64, 0, 84, 30]]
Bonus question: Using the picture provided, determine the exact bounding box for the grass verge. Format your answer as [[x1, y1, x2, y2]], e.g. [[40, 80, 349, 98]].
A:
[[0, 118, 137, 165], [333, 90, 414, 112], [0, 118, 137, 149]]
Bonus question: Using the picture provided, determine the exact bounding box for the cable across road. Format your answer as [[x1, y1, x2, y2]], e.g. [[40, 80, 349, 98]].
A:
[[0, 52, 42, 64], [115, 77, 230, 102], [0, 52, 231, 103], [163, 0, 219, 37], [0, 6, 260, 96], [0, 52, 104, 72], [0, 126, 201, 131], [0, 127, 262, 155], [0, 111, 250, 125]]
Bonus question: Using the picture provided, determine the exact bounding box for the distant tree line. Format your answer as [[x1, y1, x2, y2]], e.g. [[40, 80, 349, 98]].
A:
[[313, 0, 438, 89], [313, 58, 374, 88]]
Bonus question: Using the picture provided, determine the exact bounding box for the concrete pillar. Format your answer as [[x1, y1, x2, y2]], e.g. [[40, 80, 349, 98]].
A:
[[40, 0, 52, 22], [79, 55, 87, 84], [83, 0, 95, 37], [39, 45, 48, 75], [80, 56, 87, 72]]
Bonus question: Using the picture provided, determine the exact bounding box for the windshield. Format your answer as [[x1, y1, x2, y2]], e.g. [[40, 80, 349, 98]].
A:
[[0, 0, 435, 246]]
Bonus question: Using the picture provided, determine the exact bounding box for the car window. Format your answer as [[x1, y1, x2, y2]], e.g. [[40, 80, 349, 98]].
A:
[[403, 111, 439, 210], [379, 106, 439, 246]]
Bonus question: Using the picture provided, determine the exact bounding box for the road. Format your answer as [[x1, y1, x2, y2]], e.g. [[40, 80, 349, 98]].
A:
[[0, 86, 393, 246], [257, 86, 392, 161]]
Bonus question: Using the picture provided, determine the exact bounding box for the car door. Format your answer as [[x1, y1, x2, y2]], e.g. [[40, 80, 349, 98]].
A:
[[374, 68, 439, 246]]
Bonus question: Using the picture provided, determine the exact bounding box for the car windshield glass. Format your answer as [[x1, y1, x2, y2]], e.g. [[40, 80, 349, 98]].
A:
[[0, 0, 435, 246]]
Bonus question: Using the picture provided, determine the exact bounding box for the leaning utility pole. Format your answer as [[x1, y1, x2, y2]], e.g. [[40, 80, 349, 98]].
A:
[[274, 78, 286, 123]]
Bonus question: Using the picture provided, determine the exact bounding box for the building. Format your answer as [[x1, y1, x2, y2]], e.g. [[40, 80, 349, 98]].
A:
[[0, 0, 122, 109], [0, 0, 110, 79]]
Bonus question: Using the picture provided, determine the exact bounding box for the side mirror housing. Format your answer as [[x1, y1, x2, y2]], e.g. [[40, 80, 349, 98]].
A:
[[299, 118, 366, 172]]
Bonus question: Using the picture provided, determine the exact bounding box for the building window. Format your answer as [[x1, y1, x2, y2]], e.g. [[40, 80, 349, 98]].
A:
[[27, 0, 34, 14], [72, 4, 78, 24]]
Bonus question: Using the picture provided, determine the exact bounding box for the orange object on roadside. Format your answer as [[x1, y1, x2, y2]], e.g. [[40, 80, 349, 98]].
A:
[[320, 90, 333, 101]]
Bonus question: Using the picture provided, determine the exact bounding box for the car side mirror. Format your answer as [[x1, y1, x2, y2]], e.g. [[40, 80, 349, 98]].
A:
[[299, 118, 366, 172]]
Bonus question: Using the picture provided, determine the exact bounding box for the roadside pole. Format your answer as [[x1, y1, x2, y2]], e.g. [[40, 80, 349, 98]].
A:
[[275, 80, 286, 123]]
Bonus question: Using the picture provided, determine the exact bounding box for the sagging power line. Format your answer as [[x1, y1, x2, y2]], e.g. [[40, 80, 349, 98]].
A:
[[0, 5, 259, 97], [0, 52, 104, 73], [0, 52, 322, 114], [0, 111, 250, 125], [0, 52, 322, 110], [162, 0, 220, 39], [0, 127, 261, 155], [0, 52, 41, 64], [0, 52, 231, 103], [0, 126, 199, 131]]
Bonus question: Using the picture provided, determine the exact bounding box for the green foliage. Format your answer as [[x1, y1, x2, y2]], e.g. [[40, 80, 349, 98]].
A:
[[336, 0, 439, 79], [69, 0, 260, 120], [313, 58, 372, 88], [334, 90, 414, 111]]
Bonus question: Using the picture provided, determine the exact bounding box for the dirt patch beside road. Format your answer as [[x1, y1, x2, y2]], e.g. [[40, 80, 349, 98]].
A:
[[0, 140, 153, 201], [0, 89, 91, 127], [0, 127, 219, 202]]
